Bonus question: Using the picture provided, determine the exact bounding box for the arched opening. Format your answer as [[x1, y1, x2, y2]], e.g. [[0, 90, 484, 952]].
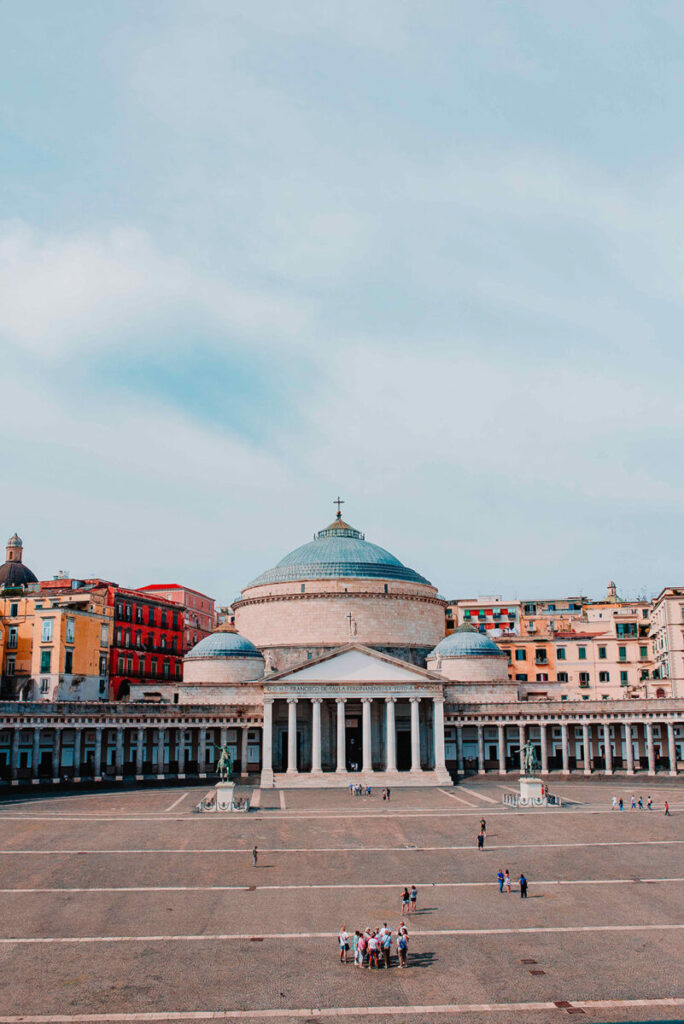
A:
[[655, 687, 665, 698]]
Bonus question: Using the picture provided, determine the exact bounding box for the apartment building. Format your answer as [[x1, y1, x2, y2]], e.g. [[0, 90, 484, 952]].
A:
[[445, 597, 521, 636], [650, 588, 684, 698]]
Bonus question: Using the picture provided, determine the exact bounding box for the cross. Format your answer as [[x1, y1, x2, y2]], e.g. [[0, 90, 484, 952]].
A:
[[347, 612, 354, 633], [334, 496, 345, 519]]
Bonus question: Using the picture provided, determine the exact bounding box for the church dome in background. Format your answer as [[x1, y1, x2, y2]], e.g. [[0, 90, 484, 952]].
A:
[[0, 533, 38, 588], [185, 625, 263, 661], [428, 623, 506, 660], [246, 516, 432, 587]]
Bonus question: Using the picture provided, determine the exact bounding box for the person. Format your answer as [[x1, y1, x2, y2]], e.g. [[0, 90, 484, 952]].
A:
[[504, 869, 511, 893], [619, 797, 624, 811], [410, 885, 418, 912], [631, 795, 637, 809], [480, 818, 487, 836], [611, 796, 618, 810], [368, 931, 379, 969], [665, 800, 671, 816], [386, 787, 391, 801], [497, 869, 505, 893], [477, 831, 484, 851], [252, 845, 258, 867], [383, 788, 387, 800], [356, 930, 367, 967], [638, 796, 643, 810], [381, 927, 392, 968], [401, 887, 410, 914], [339, 925, 350, 963], [647, 795, 653, 810], [367, 786, 372, 796], [397, 929, 408, 968], [519, 873, 528, 898]]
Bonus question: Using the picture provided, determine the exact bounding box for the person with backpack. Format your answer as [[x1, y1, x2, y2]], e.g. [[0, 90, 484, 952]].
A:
[[381, 927, 392, 968], [397, 929, 408, 967], [338, 925, 350, 964], [356, 930, 367, 967]]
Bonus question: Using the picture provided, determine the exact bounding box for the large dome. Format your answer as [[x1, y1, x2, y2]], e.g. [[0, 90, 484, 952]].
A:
[[247, 517, 432, 587], [429, 623, 506, 659], [185, 627, 263, 661]]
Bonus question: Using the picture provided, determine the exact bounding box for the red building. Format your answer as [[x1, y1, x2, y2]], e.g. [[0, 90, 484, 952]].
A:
[[136, 584, 216, 653], [106, 585, 184, 700]]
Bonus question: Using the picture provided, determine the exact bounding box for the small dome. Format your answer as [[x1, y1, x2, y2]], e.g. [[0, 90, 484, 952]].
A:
[[246, 516, 432, 587], [185, 627, 263, 661], [429, 623, 506, 659], [7, 533, 22, 547]]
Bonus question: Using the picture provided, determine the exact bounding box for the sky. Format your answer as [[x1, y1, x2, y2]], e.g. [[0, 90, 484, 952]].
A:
[[1, 1, 684, 605]]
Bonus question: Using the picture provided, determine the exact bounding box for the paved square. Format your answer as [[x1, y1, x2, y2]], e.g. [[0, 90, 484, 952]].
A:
[[0, 778, 682, 1024]]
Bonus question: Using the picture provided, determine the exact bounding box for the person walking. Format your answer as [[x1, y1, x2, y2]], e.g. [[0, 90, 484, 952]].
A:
[[397, 929, 408, 968], [409, 885, 418, 913], [504, 869, 511, 893], [630, 795, 637, 809], [339, 925, 350, 964], [401, 887, 410, 914], [480, 818, 487, 836], [611, 796, 617, 810], [497, 869, 505, 893], [252, 845, 258, 867], [519, 873, 528, 898], [619, 797, 624, 811], [638, 796, 644, 810], [647, 795, 653, 810], [665, 800, 671, 816], [381, 928, 392, 969], [477, 831, 485, 851]]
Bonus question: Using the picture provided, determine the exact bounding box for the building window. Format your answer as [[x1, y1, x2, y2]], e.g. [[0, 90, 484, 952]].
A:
[[601, 694, 609, 700], [640, 646, 648, 658], [6, 657, 15, 676], [515, 673, 528, 681], [640, 669, 649, 680], [557, 672, 568, 682], [65, 618, 75, 644], [446, 620, 455, 630], [99, 679, 107, 695], [161, 611, 168, 628], [151, 658, 157, 677], [175, 662, 181, 679], [557, 648, 566, 660], [620, 671, 628, 685], [619, 646, 627, 662], [148, 607, 155, 626], [599, 671, 610, 682], [579, 672, 590, 686], [578, 646, 586, 660], [515, 649, 526, 661], [99, 654, 107, 675], [116, 603, 123, 617], [9, 602, 18, 617], [40, 650, 51, 673], [561, 694, 568, 701], [41, 619, 53, 643], [581, 694, 589, 700], [300, 584, 306, 593], [163, 659, 170, 679], [136, 606, 143, 623], [598, 646, 606, 659], [117, 656, 125, 672], [7, 627, 18, 649], [115, 628, 122, 644], [41, 678, 49, 694], [536, 673, 549, 682], [64, 650, 73, 674], [160, 635, 166, 650]]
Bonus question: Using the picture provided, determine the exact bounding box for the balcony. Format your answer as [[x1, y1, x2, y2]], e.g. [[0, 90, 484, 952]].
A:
[[535, 657, 549, 665]]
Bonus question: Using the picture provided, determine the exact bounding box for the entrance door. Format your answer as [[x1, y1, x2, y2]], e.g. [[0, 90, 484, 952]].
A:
[[346, 721, 361, 771], [397, 730, 411, 771]]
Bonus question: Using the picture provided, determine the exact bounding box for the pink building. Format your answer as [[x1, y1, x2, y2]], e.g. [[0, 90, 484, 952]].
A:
[[137, 584, 216, 654]]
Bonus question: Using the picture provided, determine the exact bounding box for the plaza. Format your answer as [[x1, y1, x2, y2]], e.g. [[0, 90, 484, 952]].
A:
[[0, 777, 681, 1023]]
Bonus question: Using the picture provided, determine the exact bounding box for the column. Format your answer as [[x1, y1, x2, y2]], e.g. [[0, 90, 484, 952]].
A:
[[410, 697, 421, 773], [498, 724, 506, 774], [157, 727, 166, 777], [51, 728, 61, 782], [136, 726, 144, 777], [32, 727, 42, 782], [582, 723, 591, 775], [477, 725, 485, 774], [198, 726, 207, 776], [625, 722, 634, 775], [540, 723, 548, 775], [240, 725, 249, 777], [456, 725, 464, 775], [311, 698, 322, 774], [362, 697, 373, 773], [518, 724, 525, 773], [93, 727, 103, 780], [10, 729, 20, 783], [603, 722, 613, 775], [646, 721, 656, 776], [385, 698, 397, 772], [177, 727, 186, 777], [73, 728, 82, 782], [335, 698, 346, 773], [115, 727, 124, 779], [262, 699, 273, 781], [667, 722, 677, 777], [286, 698, 298, 774], [561, 723, 569, 774], [433, 697, 446, 771]]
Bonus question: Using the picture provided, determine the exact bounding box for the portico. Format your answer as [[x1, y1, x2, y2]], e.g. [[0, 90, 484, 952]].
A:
[[259, 645, 451, 787]]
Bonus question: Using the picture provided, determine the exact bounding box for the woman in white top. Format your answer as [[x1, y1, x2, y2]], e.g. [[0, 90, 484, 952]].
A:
[[338, 925, 350, 963]]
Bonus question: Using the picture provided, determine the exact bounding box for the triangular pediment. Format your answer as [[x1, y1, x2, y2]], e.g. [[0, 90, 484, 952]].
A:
[[267, 644, 444, 684]]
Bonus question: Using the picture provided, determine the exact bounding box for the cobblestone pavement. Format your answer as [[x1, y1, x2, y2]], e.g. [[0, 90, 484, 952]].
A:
[[0, 777, 682, 1024]]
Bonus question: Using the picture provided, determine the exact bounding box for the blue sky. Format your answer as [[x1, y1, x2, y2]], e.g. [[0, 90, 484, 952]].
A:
[[1, 1, 683, 604]]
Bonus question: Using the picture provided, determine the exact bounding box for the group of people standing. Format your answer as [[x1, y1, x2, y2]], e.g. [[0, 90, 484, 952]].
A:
[[612, 795, 671, 814], [497, 868, 528, 896], [339, 921, 410, 968]]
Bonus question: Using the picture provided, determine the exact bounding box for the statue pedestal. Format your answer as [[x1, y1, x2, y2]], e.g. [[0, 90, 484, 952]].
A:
[[215, 781, 235, 811], [519, 776, 543, 802]]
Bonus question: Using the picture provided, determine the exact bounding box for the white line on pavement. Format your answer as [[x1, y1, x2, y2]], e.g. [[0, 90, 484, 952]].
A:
[[164, 794, 188, 812], [0, 998, 681, 1022], [1, 838, 681, 855], [438, 788, 477, 806], [1, 923, 682, 945], [0, 877, 681, 894], [456, 786, 498, 804]]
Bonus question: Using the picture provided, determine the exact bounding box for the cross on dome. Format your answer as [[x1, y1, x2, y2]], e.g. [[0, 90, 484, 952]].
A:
[[333, 496, 345, 520]]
